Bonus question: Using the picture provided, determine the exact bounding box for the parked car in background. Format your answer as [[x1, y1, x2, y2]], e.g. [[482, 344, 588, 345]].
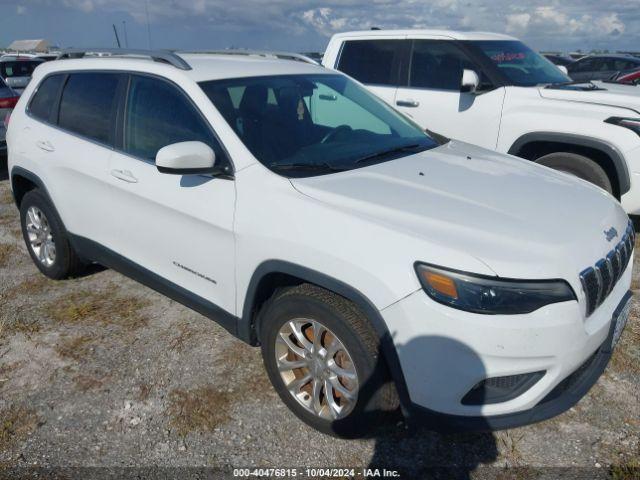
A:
[[567, 55, 640, 82], [0, 76, 20, 157], [35, 54, 60, 62], [614, 69, 640, 85], [6, 48, 633, 436], [323, 30, 640, 215], [0, 55, 44, 93], [543, 53, 575, 67]]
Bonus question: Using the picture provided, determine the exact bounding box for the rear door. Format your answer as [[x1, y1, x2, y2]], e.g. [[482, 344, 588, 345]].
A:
[[108, 74, 236, 313], [332, 38, 406, 106], [394, 39, 505, 149], [25, 72, 123, 249]]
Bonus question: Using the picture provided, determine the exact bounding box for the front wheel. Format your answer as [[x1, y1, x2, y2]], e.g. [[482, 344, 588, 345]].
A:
[[535, 152, 613, 194], [259, 284, 398, 437]]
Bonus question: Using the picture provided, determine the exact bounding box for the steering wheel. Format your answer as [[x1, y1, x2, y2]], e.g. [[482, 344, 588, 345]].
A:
[[321, 125, 353, 144]]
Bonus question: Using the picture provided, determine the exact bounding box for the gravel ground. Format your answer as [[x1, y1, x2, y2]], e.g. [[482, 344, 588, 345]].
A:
[[0, 163, 639, 480]]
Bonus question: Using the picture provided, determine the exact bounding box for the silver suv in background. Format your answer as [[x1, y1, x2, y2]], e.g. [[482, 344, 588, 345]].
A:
[[0, 55, 44, 94]]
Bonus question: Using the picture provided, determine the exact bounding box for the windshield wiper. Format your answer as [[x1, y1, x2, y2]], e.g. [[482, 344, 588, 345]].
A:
[[270, 162, 346, 173], [544, 80, 599, 89], [354, 144, 426, 164]]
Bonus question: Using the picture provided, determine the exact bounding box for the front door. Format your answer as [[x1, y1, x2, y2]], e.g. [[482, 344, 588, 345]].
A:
[[108, 74, 237, 314], [394, 40, 505, 150]]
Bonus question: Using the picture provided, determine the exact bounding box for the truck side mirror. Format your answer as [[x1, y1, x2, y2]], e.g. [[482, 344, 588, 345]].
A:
[[461, 69, 480, 93]]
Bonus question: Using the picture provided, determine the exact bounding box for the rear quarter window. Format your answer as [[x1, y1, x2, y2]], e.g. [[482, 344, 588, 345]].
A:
[[28, 74, 65, 122], [58, 72, 121, 145], [337, 40, 403, 86]]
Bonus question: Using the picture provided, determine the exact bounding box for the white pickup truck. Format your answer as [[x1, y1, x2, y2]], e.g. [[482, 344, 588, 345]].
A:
[[323, 30, 640, 214]]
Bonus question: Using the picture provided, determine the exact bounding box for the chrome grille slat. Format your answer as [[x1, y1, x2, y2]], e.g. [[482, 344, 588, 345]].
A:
[[580, 221, 634, 317]]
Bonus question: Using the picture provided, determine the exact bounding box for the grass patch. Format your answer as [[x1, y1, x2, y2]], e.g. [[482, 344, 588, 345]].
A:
[[168, 320, 198, 352], [0, 187, 13, 206], [47, 284, 151, 331], [136, 382, 152, 401], [6, 275, 52, 297], [166, 386, 232, 437], [73, 374, 106, 392], [610, 315, 640, 376], [0, 405, 41, 451], [0, 243, 17, 268], [55, 335, 93, 362]]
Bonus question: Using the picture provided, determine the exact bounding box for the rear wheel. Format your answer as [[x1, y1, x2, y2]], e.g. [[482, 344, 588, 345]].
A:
[[535, 152, 613, 194], [19, 189, 83, 279], [259, 284, 398, 437]]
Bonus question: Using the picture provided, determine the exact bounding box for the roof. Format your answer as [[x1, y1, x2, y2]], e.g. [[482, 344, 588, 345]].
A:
[[329, 29, 517, 41], [8, 39, 49, 52], [34, 52, 330, 83]]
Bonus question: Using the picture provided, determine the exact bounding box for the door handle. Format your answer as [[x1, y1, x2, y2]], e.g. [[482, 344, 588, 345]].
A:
[[35, 140, 55, 152], [396, 99, 420, 108], [110, 169, 138, 183]]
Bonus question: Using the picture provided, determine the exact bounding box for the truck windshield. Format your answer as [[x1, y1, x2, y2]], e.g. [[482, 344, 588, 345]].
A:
[[199, 74, 437, 177], [471, 40, 571, 86]]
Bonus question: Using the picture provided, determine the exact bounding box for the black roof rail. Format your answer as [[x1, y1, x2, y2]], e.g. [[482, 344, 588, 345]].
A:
[[56, 48, 191, 70], [180, 50, 320, 66]]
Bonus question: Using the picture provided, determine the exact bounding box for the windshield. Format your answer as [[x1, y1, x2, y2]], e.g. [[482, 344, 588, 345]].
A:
[[472, 41, 570, 86], [199, 74, 437, 177], [0, 60, 42, 78]]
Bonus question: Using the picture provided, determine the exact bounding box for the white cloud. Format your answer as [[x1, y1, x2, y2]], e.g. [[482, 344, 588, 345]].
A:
[[506, 13, 531, 33], [16, 5, 27, 14]]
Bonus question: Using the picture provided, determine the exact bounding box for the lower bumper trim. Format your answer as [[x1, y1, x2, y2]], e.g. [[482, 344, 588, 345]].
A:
[[408, 290, 632, 432]]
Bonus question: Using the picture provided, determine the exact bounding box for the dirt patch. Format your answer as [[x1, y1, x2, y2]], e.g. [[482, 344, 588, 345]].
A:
[[168, 320, 199, 352], [166, 386, 232, 437], [72, 373, 108, 392], [0, 405, 41, 451]]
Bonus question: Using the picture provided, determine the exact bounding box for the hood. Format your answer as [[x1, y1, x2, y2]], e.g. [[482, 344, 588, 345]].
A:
[[539, 84, 640, 114], [291, 141, 629, 283]]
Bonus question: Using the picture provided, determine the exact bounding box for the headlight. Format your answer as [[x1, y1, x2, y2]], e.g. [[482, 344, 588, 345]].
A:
[[605, 117, 640, 137], [414, 263, 576, 315]]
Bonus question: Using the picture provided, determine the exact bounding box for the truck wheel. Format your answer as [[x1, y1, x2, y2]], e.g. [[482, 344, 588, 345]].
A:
[[535, 152, 613, 194], [19, 189, 83, 279], [259, 284, 399, 437]]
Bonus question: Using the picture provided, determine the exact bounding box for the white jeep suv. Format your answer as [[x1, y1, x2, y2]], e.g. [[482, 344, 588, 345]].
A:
[[323, 30, 640, 215], [6, 49, 633, 436]]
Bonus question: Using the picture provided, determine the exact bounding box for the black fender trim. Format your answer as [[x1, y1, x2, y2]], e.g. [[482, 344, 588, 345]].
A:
[[507, 132, 631, 195], [68, 234, 240, 337], [240, 260, 413, 415], [9, 166, 54, 208]]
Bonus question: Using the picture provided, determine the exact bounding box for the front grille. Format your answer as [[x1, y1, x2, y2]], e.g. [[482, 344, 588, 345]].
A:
[[580, 221, 635, 316]]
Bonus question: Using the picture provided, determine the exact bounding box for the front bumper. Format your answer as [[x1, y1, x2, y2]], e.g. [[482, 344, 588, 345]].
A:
[[381, 262, 632, 430]]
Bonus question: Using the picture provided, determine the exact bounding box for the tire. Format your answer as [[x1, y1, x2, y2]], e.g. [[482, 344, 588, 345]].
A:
[[535, 152, 613, 194], [259, 284, 399, 437], [19, 189, 83, 279]]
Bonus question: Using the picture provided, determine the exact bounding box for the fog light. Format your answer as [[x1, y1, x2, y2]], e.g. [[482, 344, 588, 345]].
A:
[[461, 371, 545, 405]]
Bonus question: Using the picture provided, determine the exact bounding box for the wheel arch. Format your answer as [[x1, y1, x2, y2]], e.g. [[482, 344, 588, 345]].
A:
[[10, 166, 51, 208], [507, 132, 630, 198], [240, 260, 413, 413]]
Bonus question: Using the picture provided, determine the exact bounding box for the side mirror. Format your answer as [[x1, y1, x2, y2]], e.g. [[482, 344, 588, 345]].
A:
[[557, 65, 569, 75], [156, 141, 216, 175], [5, 77, 29, 89], [461, 69, 480, 93]]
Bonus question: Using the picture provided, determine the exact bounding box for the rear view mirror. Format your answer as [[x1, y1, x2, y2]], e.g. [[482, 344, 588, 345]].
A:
[[461, 69, 480, 93], [156, 141, 216, 175], [558, 65, 569, 75]]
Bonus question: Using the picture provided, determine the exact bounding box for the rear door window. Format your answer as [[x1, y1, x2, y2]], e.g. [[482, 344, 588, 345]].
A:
[[58, 72, 121, 145], [28, 74, 65, 122], [337, 40, 404, 86]]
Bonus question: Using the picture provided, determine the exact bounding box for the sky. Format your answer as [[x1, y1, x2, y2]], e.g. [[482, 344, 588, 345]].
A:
[[0, 0, 639, 53]]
